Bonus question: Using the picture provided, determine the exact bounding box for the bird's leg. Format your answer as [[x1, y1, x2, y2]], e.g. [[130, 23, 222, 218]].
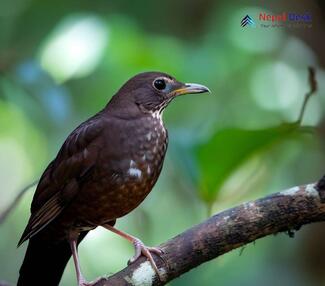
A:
[[69, 238, 84, 285], [103, 224, 163, 278], [69, 235, 103, 286]]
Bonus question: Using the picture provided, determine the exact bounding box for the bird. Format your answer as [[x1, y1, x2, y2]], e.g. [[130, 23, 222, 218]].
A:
[[17, 71, 210, 286]]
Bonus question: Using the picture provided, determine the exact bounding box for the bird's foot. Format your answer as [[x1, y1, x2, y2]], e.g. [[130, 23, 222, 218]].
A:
[[128, 238, 164, 278], [79, 276, 104, 286], [78, 277, 89, 286], [102, 224, 165, 280]]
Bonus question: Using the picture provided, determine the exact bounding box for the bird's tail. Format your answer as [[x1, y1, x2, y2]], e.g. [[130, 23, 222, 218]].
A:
[[17, 233, 87, 286]]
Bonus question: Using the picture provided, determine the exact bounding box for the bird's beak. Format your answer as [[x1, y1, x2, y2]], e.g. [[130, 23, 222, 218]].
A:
[[172, 83, 211, 97]]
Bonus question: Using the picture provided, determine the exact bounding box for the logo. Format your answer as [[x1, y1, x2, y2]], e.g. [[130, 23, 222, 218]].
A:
[[241, 15, 255, 27], [241, 12, 312, 28], [259, 12, 312, 22]]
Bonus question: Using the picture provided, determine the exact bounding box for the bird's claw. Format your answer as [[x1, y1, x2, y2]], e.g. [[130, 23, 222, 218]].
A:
[[128, 238, 164, 279], [79, 281, 95, 286], [79, 276, 104, 286]]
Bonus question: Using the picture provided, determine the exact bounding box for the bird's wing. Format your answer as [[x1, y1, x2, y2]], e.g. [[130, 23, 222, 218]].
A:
[[18, 114, 105, 245]]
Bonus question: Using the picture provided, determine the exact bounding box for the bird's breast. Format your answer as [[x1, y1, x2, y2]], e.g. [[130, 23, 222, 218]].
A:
[[113, 114, 168, 214], [125, 116, 167, 180], [74, 114, 168, 223]]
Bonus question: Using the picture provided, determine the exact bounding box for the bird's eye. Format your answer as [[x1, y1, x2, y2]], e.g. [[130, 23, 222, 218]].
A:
[[153, 79, 166, 90]]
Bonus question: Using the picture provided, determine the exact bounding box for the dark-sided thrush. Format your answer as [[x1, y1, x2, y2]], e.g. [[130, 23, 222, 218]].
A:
[[17, 72, 210, 286]]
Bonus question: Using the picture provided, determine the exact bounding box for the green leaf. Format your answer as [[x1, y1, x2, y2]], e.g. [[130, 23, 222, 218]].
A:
[[195, 123, 302, 203]]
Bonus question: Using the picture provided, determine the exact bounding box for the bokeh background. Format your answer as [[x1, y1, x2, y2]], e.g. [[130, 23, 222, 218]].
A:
[[1, 0, 325, 285]]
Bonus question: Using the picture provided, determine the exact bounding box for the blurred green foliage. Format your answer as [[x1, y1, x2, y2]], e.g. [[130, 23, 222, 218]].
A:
[[196, 123, 303, 203], [0, 0, 325, 285]]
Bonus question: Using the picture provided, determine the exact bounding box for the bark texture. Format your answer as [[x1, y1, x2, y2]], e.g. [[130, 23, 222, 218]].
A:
[[91, 177, 325, 286]]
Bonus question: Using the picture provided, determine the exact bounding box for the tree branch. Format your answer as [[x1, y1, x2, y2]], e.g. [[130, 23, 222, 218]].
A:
[[0, 180, 38, 224], [91, 176, 325, 286], [297, 66, 317, 124]]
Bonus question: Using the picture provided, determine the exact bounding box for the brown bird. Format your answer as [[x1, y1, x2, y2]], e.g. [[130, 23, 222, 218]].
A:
[[17, 71, 210, 286]]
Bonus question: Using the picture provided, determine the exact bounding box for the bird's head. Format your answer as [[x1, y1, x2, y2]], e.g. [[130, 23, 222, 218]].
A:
[[108, 72, 210, 116]]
